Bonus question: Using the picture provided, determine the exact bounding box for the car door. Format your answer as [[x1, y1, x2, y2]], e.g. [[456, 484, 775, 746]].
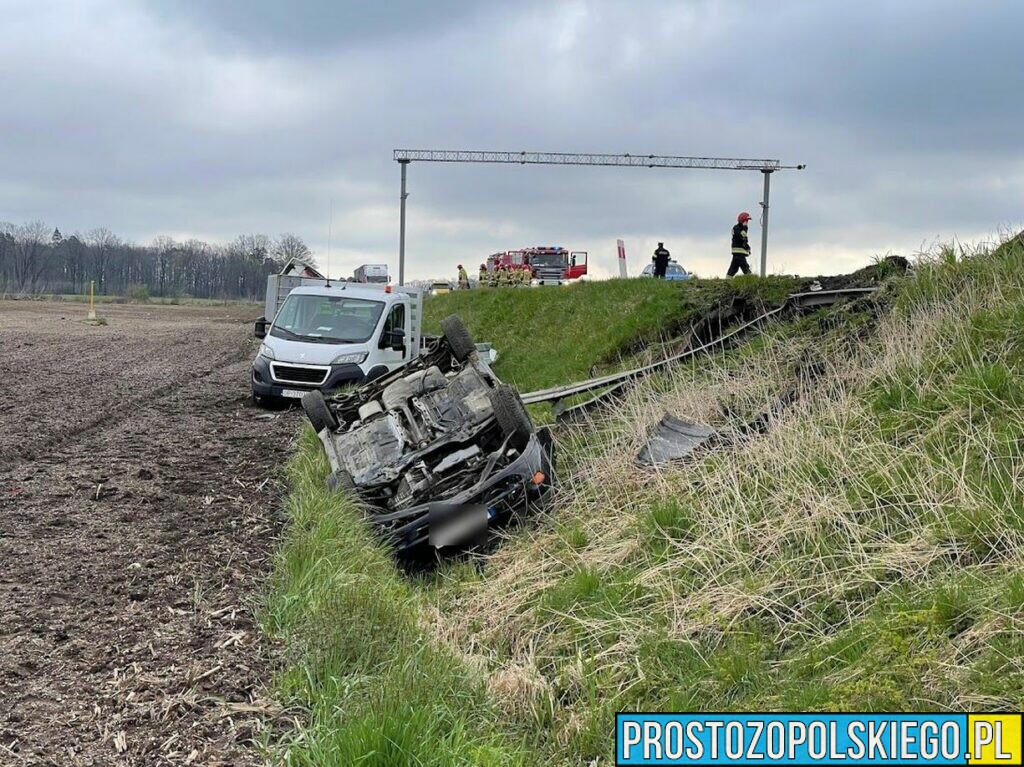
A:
[[568, 251, 588, 279], [376, 303, 410, 371]]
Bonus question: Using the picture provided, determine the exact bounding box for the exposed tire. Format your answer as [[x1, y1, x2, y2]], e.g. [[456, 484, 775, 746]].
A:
[[441, 314, 476, 362], [326, 469, 355, 493], [489, 384, 533, 449], [302, 390, 339, 433]]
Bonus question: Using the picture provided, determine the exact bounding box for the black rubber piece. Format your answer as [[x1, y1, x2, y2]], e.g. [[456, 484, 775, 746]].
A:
[[252, 390, 284, 409], [441, 314, 475, 362], [326, 469, 355, 493], [489, 384, 533, 449], [302, 390, 339, 433]]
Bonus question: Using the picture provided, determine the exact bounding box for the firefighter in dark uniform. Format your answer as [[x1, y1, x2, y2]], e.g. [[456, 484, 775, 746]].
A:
[[728, 212, 753, 276], [652, 242, 670, 278]]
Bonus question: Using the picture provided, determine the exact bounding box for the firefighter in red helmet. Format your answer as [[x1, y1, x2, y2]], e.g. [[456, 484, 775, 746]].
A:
[[728, 212, 753, 277]]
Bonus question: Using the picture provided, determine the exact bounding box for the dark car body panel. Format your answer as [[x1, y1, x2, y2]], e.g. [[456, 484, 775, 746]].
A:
[[306, 331, 555, 553]]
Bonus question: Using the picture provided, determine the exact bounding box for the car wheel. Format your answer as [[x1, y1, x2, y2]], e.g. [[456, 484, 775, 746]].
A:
[[441, 314, 476, 361], [489, 384, 533, 449], [302, 390, 339, 433], [326, 469, 355, 493]]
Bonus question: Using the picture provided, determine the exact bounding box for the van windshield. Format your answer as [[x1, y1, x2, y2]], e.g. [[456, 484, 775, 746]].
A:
[[271, 294, 385, 344]]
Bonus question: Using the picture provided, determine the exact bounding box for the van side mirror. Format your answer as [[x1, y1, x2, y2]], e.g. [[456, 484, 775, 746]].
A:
[[387, 328, 406, 350], [254, 318, 268, 339]]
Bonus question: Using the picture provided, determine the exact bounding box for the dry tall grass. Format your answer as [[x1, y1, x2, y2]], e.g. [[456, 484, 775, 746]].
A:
[[428, 238, 1024, 761]]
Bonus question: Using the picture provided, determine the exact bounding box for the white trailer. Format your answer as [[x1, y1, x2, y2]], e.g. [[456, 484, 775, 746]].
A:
[[353, 263, 389, 284]]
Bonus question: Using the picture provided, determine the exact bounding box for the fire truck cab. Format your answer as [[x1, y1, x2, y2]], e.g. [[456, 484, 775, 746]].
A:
[[486, 246, 589, 285]]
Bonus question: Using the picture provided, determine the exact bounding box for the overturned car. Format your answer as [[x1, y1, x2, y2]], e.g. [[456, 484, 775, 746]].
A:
[[301, 315, 554, 553]]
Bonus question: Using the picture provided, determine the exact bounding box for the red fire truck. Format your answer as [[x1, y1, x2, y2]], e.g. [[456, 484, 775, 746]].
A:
[[486, 246, 588, 284]]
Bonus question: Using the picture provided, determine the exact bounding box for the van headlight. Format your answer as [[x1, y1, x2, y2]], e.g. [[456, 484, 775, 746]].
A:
[[332, 352, 368, 365], [259, 343, 275, 360]]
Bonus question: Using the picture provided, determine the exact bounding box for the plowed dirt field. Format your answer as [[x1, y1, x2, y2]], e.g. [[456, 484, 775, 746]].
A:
[[0, 300, 297, 765]]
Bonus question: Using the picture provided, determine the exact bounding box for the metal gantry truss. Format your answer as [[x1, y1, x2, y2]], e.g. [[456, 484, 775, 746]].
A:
[[392, 149, 797, 172], [393, 149, 806, 283]]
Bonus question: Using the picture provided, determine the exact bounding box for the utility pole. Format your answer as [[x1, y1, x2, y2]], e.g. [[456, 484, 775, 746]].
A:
[[398, 159, 409, 286], [759, 170, 772, 277]]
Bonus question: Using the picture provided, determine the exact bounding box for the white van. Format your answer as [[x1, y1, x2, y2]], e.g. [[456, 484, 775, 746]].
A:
[[252, 282, 423, 404]]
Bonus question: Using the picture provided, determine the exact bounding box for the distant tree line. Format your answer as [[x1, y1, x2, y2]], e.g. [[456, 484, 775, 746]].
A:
[[0, 221, 314, 300]]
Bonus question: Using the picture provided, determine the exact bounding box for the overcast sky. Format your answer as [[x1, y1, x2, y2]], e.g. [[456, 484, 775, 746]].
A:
[[2, 0, 1022, 279]]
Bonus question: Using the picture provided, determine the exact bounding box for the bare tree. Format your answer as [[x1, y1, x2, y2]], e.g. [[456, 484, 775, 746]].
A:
[[0, 221, 283, 299], [151, 235, 177, 297], [65, 234, 86, 294], [86, 227, 119, 294], [12, 221, 50, 292], [231, 233, 271, 263], [272, 233, 312, 264], [0, 222, 14, 292]]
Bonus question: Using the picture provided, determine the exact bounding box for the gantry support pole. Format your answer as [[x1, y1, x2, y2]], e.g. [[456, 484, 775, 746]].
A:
[[398, 159, 409, 286], [759, 170, 773, 277]]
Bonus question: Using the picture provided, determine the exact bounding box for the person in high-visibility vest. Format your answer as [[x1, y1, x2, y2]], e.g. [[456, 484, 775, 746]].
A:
[[478, 263, 488, 287], [728, 212, 753, 276], [457, 264, 470, 289]]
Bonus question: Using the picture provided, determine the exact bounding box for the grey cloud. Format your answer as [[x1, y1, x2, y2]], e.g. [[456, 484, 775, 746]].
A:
[[142, 0, 489, 51], [0, 0, 1021, 280]]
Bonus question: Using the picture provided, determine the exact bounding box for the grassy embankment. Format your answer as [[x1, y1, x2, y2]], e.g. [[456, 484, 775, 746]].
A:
[[422, 276, 801, 392], [263, 241, 1024, 764]]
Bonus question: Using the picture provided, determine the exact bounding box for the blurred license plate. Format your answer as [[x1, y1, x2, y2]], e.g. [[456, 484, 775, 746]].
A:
[[281, 389, 307, 399], [429, 503, 487, 548]]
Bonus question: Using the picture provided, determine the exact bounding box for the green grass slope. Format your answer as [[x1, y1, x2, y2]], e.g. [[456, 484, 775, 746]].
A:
[[422, 276, 800, 392], [262, 430, 530, 766], [426, 238, 1024, 761], [264, 240, 1024, 764]]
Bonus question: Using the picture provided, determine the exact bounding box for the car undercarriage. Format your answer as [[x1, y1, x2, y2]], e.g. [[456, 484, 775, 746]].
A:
[[301, 315, 554, 553]]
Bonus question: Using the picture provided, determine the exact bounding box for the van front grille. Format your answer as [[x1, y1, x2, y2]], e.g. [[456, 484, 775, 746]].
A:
[[270, 363, 329, 385]]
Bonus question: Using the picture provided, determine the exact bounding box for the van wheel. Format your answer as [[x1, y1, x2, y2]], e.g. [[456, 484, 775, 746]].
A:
[[302, 390, 338, 433], [489, 385, 533, 449], [441, 315, 476, 362]]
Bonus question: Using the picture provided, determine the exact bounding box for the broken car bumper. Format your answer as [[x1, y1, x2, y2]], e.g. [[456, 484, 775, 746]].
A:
[[369, 428, 554, 553]]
